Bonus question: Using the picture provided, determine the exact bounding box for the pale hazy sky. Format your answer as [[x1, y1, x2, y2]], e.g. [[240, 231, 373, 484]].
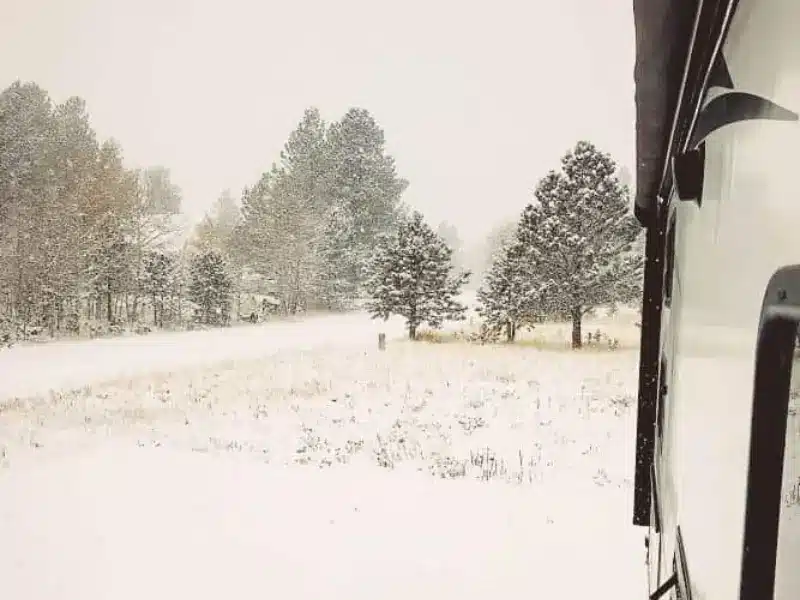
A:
[[2, 0, 635, 243]]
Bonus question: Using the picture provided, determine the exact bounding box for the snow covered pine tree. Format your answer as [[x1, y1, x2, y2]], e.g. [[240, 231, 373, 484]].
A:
[[364, 211, 470, 340], [516, 141, 643, 348], [188, 250, 233, 326], [476, 238, 536, 342]]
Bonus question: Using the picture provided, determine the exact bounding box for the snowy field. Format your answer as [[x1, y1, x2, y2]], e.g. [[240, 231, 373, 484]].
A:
[[0, 310, 646, 599], [0, 312, 408, 400]]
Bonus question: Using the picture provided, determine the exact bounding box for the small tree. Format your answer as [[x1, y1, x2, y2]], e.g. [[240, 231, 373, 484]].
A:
[[517, 141, 643, 348], [142, 251, 177, 328], [364, 211, 469, 340], [476, 239, 537, 342], [188, 250, 232, 326]]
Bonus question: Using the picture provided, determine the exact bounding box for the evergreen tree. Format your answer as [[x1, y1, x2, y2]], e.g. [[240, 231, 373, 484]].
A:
[[140, 166, 182, 215], [143, 251, 178, 327], [192, 189, 245, 317], [516, 141, 643, 348], [364, 211, 469, 340], [188, 250, 232, 326], [476, 239, 538, 342], [322, 108, 408, 307], [279, 107, 331, 215], [238, 109, 331, 313], [86, 140, 139, 323], [192, 190, 242, 256]]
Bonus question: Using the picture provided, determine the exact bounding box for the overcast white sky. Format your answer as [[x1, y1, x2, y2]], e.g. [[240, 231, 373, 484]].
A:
[[2, 0, 635, 243]]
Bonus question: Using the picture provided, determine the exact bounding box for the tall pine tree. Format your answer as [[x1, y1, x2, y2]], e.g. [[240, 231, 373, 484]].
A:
[[237, 109, 330, 314], [322, 108, 408, 307], [516, 141, 643, 348]]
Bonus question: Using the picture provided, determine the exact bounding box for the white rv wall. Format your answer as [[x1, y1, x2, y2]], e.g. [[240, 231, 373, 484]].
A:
[[664, 0, 800, 598]]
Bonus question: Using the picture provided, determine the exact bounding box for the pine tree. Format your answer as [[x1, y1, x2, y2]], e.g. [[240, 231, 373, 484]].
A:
[[238, 109, 331, 314], [0, 83, 58, 331], [140, 166, 182, 215], [192, 190, 242, 259], [143, 251, 178, 327], [516, 141, 643, 348], [188, 250, 232, 326], [322, 108, 409, 306], [364, 211, 470, 340], [476, 239, 538, 342], [86, 140, 139, 324]]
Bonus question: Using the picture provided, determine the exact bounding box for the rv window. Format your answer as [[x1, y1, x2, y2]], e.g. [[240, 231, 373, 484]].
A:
[[663, 212, 676, 308], [740, 265, 800, 599], [774, 325, 800, 599]]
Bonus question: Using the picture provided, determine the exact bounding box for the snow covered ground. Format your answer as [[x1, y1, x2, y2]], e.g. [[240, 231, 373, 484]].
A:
[[0, 312, 646, 599], [0, 312, 408, 400]]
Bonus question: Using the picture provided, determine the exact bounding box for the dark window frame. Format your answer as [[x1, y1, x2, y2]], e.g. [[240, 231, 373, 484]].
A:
[[740, 264, 800, 599]]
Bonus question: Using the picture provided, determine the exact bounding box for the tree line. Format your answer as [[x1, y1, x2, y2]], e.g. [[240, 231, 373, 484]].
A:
[[0, 82, 408, 342], [1, 80, 642, 349], [0, 82, 189, 339]]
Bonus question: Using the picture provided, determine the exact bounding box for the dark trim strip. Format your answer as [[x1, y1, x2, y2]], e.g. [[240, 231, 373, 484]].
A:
[[675, 527, 694, 599], [633, 207, 668, 526], [650, 463, 662, 534], [650, 574, 678, 600], [651, 459, 665, 583], [688, 92, 799, 149], [739, 265, 800, 600]]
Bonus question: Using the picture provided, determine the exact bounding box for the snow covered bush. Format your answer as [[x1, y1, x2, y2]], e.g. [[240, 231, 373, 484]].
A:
[[364, 211, 470, 340]]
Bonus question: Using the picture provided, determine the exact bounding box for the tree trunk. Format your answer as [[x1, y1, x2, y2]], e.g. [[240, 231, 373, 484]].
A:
[[506, 320, 517, 342], [56, 297, 63, 333], [571, 306, 582, 349], [409, 322, 417, 340], [106, 279, 113, 323]]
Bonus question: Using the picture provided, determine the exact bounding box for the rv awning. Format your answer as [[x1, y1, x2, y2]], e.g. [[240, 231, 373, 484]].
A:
[[633, 0, 699, 226]]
